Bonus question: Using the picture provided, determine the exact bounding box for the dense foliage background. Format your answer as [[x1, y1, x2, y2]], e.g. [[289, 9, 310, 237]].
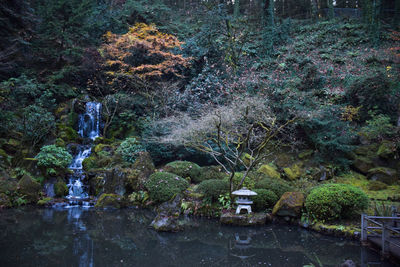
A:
[[0, 0, 399, 219]]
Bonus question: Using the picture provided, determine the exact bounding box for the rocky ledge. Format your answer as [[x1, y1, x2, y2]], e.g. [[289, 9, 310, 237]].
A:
[[220, 212, 272, 226]]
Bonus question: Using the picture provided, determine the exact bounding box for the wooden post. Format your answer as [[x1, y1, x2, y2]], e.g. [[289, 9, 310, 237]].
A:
[[361, 214, 367, 243], [381, 221, 390, 257]]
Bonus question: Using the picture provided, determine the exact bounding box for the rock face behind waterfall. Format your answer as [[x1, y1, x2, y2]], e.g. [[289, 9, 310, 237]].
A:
[[66, 101, 102, 200]]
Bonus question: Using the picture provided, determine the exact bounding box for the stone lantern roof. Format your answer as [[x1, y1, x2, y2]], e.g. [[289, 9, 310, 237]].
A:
[[232, 187, 257, 196]]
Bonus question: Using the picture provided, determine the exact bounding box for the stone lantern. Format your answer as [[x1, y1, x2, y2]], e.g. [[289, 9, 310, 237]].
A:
[[232, 188, 257, 214]]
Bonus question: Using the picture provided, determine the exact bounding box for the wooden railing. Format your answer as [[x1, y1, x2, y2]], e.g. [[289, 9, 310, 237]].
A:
[[361, 214, 400, 257]]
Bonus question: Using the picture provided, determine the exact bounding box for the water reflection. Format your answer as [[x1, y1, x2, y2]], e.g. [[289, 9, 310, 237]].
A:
[[0, 208, 394, 267]]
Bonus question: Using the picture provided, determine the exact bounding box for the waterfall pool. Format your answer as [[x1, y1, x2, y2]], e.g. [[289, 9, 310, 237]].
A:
[[0, 207, 393, 267]]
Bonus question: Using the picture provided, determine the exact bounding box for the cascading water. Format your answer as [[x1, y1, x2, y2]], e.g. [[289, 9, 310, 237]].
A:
[[78, 102, 101, 141], [67, 102, 101, 202]]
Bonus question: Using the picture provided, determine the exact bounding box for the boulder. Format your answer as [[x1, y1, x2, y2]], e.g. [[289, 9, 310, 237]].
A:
[[272, 192, 304, 218], [352, 156, 375, 174], [17, 174, 41, 203], [150, 216, 183, 232], [95, 193, 122, 209], [283, 163, 303, 180], [150, 195, 183, 232], [90, 168, 127, 196], [220, 212, 270, 226], [367, 167, 398, 185], [377, 141, 396, 159], [257, 164, 281, 179], [0, 171, 17, 194]]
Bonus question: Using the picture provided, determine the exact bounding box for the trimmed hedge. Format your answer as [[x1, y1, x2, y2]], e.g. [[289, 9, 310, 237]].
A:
[[197, 179, 229, 201], [252, 189, 278, 212], [305, 183, 369, 222], [145, 172, 189, 203], [164, 161, 201, 182], [255, 177, 293, 198]]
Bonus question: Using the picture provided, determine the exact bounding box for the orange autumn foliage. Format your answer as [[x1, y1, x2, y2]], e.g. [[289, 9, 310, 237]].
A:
[[100, 23, 191, 81], [388, 29, 400, 63]]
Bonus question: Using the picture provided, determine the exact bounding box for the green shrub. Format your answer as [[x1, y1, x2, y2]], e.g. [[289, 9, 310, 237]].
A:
[[164, 161, 201, 182], [345, 71, 398, 120], [255, 177, 293, 198], [145, 172, 189, 203], [195, 166, 227, 183], [359, 112, 395, 141], [252, 189, 278, 212], [117, 137, 144, 164], [20, 105, 56, 147], [197, 179, 229, 202], [305, 183, 369, 222], [36, 145, 72, 174]]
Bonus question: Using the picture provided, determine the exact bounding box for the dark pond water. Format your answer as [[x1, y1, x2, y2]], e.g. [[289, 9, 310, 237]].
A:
[[0, 207, 393, 267]]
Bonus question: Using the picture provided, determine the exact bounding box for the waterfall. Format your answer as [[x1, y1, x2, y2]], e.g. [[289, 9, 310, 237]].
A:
[[78, 102, 102, 141], [67, 102, 101, 201]]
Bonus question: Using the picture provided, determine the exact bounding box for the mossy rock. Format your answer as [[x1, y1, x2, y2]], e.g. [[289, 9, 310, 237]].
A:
[[95, 193, 122, 209], [283, 163, 303, 180], [275, 153, 294, 168], [352, 156, 375, 174], [377, 141, 396, 159], [367, 180, 388, 191], [196, 166, 227, 183], [272, 192, 304, 218], [132, 151, 155, 189], [17, 174, 42, 203], [37, 197, 52, 206], [164, 161, 201, 182], [58, 124, 79, 142], [298, 149, 314, 159], [54, 179, 68, 197], [367, 167, 398, 185], [257, 164, 281, 179], [82, 154, 107, 171], [0, 171, 17, 194], [94, 144, 111, 153]]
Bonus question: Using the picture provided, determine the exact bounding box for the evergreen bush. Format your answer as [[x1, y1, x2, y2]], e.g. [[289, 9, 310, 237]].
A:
[[197, 179, 229, 202], [305, 183, 369, 222], [164, 161, 201, 182], [252, 189, 278, 212], [255, 177, 293, 198], [145, 172, 189, 203], [117, 137, 144, 164], [36, 145, 72, 172]]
